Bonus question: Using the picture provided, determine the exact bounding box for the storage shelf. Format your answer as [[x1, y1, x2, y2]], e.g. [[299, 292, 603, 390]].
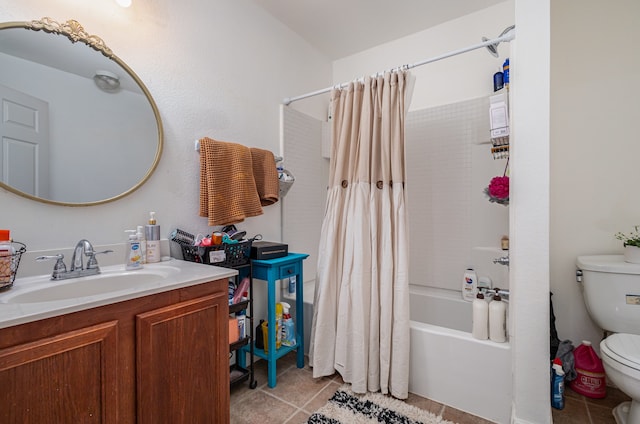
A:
[[229, 336, 249, 353], [230, 364, 249, 386], [229, 299, 249, 314]]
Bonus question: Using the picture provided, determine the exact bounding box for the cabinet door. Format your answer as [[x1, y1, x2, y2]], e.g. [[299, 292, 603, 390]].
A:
[[136, 292, 229, 424], [0, 321, 119, 423]]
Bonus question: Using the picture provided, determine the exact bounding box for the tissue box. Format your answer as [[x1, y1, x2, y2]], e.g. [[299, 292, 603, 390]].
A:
[[228, 317, 239, 343], [250, 241, 288, 260]]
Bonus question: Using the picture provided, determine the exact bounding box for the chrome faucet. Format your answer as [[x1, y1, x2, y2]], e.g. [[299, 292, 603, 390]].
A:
[[493, 255, 510, 267], [37, 239, 113, 280]]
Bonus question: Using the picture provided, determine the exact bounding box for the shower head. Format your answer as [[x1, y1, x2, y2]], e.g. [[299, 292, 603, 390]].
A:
[[482, 25, 515, 58]]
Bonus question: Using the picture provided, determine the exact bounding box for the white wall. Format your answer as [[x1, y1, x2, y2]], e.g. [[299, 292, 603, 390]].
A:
[[550, 1, 640, 351], [333, 3, 515, 111], [0, 0, 331, 251]]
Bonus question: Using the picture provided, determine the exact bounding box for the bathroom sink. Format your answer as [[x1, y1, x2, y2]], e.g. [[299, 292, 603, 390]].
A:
[[3, 265, 182, 304]]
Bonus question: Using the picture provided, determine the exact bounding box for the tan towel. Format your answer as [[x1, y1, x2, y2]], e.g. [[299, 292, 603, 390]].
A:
[[199, 138, 263, 226], [250, 148, 280, 206]]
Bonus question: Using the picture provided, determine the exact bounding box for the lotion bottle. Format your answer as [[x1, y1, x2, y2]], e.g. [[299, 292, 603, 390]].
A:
[[136, 225, 147, 264], [124, 230, 143, 270], [489, 292, 507, 342], [145, 211, 161, 263], [472, 292, 489, 340], [462, 268, 478, 301]]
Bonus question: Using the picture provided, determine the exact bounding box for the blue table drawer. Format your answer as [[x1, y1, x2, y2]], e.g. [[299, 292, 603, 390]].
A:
[[278, 262, 300, 279]]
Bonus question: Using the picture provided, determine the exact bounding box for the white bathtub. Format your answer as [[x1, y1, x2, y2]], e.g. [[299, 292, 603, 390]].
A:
[[301, 282, 512, 423], [408, 285, 512, 424]]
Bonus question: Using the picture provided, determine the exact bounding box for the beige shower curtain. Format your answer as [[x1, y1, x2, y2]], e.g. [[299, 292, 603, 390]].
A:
[[309, 71, 410, 399]]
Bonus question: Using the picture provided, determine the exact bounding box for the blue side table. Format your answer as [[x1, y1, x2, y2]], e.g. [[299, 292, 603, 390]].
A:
[[239, 253, 308, 388]]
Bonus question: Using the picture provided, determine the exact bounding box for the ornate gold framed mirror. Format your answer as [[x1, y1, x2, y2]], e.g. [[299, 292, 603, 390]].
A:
[[0, 17, 163, 206]]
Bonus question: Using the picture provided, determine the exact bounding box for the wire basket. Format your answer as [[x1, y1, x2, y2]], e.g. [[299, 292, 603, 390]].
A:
[[181, 239, 254, 268], [1, 242, 27, 290]]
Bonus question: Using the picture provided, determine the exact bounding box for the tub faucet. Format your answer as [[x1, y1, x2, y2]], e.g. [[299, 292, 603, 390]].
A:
[[493, 255, 509, 267], [36, 239, 112, 280]]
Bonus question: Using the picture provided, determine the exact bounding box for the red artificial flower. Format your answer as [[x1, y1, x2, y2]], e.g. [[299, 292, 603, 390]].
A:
[[488, 176, 509, 200]]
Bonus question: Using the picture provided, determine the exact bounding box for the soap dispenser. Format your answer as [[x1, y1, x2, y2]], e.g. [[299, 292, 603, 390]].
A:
[[145, 212, 161, 263], [124, 230, 143, 270]]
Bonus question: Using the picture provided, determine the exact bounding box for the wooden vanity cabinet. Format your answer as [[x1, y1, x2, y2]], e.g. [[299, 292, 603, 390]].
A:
[[0, 279, 230, 424]]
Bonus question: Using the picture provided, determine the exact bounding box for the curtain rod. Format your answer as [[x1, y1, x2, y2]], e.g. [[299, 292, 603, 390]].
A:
[[282, 28, 515, 106]]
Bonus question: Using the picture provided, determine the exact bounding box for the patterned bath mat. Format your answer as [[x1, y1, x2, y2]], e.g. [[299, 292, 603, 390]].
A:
[[305, 385, 457, 424]]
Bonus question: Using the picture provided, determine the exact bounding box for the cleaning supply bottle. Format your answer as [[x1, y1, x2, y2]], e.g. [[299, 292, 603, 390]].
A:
[[489, 291, 507, 342], [472, 292, 489, 340], [136, 225, 147, 264], [281, 302, 296, 347], [570, 340, 607, 398], [0, 230, 15, 285], [551, 357, 565, 410], [145, 211, 161, 263], [124, 230, 143, 270], [462, 268, 478, 301]]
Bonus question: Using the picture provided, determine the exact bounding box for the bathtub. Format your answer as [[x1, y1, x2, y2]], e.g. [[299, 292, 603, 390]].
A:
[[301, 282, 512, 424], [408, 285, 512, 424]]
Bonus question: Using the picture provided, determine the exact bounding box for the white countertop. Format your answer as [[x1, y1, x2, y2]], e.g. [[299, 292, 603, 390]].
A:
[[0, 258, 237, 329]]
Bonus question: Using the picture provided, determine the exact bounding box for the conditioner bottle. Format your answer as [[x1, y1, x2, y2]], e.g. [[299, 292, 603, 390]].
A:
[[472, 292, 489, 340], [489, 292, 507, 342]]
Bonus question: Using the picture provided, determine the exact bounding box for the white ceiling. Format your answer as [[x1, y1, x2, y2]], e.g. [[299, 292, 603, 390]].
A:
[[250, 0, 507, 60]]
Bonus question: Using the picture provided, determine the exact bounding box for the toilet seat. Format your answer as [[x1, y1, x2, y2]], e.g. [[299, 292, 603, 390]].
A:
[[601, 333, 640, 372]]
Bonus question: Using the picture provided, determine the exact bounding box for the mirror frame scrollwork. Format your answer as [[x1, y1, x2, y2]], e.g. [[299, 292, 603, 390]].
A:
[[0, 17, 163, 207]]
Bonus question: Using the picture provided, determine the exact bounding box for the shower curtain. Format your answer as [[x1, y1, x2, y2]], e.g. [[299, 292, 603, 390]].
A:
[[309, 71, 411, 399]]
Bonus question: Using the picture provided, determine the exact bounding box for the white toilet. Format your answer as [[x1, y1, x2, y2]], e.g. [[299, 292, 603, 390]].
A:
[[577, 255, 640, 424]]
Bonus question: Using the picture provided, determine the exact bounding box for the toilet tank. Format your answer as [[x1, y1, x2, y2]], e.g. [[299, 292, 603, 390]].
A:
[[577, 255, 640, 335]]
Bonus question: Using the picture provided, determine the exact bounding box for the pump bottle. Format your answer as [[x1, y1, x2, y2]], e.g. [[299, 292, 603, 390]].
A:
[[472, 292, 489, 340], [489, 292, 507, 342], [145, 212, 161, 263]]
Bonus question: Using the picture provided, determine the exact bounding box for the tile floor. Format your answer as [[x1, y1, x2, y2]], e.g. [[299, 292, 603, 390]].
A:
[[552, 384, 631, 424], [230, 352, 495, 424]]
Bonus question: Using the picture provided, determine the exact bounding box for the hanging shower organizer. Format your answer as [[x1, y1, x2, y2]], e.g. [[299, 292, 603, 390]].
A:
[[489, 89, 510, 160]]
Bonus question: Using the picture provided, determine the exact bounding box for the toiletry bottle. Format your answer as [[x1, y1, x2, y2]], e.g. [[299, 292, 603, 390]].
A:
[[472, 292, 489, 340], [145, 211, 161, 263], [493, 68, 504, 92], [462, 268, 478, 301], [503, 58, 510, 88], [288, 275, 296, 295], [124, 230, 143, 270], [275, 302, 283, 350], [137, 225, 147, 264], [236, 309, 246, 339], [0, 230, 15, 284], [489, 292, 507, 342], [551, 358, 565, 410]]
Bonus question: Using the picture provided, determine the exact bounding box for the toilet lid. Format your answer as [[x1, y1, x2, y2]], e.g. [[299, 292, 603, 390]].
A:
[[602, 333, 640, 371]]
